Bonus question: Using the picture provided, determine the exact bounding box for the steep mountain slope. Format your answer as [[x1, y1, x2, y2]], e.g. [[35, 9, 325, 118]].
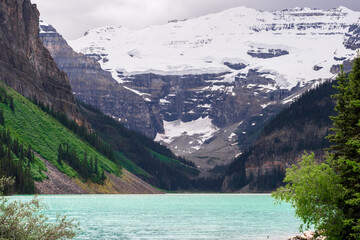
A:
[[69, 6, 360, 171], [39, 22, 161, 138], [222, 80, 337, 192], [0, 0, 77, 118], [0, 82, 160, 194]]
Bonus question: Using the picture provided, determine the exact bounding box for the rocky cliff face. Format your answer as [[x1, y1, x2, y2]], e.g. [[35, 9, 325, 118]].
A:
[[0, 0, 77, 117], [39, 22, 160, 137], [344, 19, 360, 50], [121, 70, 305, 172]]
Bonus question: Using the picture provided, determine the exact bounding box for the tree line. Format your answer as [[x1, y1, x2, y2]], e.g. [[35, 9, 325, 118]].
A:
[[0, 126, 35, 194], [58, 143, 105, 184], [32, 97, 114, 161]]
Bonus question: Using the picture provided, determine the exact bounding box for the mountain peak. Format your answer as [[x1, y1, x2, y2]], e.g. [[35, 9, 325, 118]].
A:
[[336, 5, 354, 13], [70, 5, 360, 89]]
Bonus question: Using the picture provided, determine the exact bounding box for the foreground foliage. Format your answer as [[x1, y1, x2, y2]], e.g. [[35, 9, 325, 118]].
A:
[[328, 55, 360, 239], [273, 55, 360, 239], [272, 153, 344, 238], [0, 177, 78, 239]]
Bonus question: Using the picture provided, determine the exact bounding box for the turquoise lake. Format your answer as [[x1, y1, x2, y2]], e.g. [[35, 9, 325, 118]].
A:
[[11, 194, 302, 239]]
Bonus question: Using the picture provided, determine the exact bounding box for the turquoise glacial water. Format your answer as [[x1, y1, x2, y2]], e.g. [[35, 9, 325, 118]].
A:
[[10, 194, 302, 239]]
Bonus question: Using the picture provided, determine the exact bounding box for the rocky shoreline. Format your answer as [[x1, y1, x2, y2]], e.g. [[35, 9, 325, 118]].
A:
[[288, 231, 326, 240]]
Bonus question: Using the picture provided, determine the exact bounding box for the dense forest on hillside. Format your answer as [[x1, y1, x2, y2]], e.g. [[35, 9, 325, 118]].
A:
[[223, 80, 337, 192], [33, 98, 115, 161], [0, 87, 42, 194], [78, 101, 224, 191]]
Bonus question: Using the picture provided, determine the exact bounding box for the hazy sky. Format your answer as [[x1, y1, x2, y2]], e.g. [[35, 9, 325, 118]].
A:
[[32, 0, 360, 40]]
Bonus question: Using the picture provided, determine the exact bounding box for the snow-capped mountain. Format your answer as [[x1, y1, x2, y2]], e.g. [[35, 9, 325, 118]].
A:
[[71, 6, 359, 85], [69, 6, 360, 171]]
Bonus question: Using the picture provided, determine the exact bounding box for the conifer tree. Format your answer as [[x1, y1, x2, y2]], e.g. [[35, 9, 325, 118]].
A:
[[101, 170, 105, 181], [0, 109, 4, 125], [95, 157, 98, 173], [328, 55, 360, 239], [57, 144, 62, 164], [90, 157, 94, 174], [9, 96, 14, 111]]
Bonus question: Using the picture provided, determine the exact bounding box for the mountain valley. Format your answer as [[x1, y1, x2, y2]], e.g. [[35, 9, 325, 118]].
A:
[[52, 6, 360, 174]]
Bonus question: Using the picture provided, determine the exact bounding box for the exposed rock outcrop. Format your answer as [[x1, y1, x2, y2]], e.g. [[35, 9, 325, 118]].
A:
[[344, 20, 360, 50], [247, 49, 289, 58], [39, 22, 160, 137], [0, 0, 78, 117], [35, 157, 86, 194], [122, 70, 300, 171]]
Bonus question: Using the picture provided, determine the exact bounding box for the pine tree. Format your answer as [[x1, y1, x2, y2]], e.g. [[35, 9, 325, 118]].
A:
[[101, 170, 105, 181], [89, 157, 94, 174], [9, 95, 14, 111], [0, 109, 4, 125], [57, 144, 62, 165], [95, 157, 98, 174], [328, 55, 360, 239], [27, 145, 33, 163]]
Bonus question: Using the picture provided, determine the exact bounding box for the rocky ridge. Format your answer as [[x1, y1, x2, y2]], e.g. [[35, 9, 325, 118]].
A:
[[0, 0, 78, 118], [344, 19, 360, 50], [39, 22, 160, 137]]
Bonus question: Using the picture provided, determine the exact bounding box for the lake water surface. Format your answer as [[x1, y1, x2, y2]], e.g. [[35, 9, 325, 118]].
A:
[[11, 194, 302, 239]]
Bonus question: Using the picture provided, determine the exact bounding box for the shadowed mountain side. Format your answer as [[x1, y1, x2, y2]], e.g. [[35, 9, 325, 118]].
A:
[[222, 80, 338, 192], [0, 0, 78, 118], [39, 23, 162, 138]]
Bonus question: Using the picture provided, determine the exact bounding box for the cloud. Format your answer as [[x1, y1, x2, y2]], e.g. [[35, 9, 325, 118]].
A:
[[32, 0, 360, 40]]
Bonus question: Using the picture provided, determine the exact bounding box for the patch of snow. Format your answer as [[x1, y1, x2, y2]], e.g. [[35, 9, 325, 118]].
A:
[[191, 146, 201, 151], [154, 116, 219, 145], [261, 102, 273, 108], [198, 104, 211, 108], [160, 98, 171, 104], [39, 20, 56, 34], [228, 133, 237, 140], [123, 86, 151, 97]]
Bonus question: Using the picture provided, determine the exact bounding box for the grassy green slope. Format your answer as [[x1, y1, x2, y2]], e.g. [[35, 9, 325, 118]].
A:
[[1, 84, 121, 179], [78, 102, 200, 190]]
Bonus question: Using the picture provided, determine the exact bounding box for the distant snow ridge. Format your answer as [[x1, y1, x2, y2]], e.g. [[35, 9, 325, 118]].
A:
[[70, 6, 360, 89]]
